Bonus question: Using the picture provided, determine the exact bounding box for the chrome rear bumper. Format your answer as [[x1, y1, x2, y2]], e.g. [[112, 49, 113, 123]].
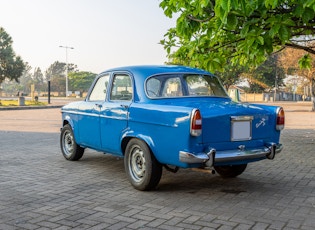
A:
[[179, 143, 283, 166]]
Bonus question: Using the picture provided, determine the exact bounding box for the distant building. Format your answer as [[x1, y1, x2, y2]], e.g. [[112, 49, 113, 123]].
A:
[[228, 86, 245, 102]]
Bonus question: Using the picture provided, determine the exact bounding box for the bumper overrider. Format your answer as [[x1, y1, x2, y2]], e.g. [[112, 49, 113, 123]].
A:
[[179, 143, 283, 167]]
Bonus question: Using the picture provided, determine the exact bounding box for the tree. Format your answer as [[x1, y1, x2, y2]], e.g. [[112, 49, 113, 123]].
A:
[[45, 61, 66, 95], [247, 54, 285, 93], [0, 63, 32, 95], [18, 64, 33, 94], [159, 0, 315, 72], [45, 61, 77, 95], [33, 67, 45, 92], [0, 27, 25, 85], [68, 71, 96, 96], [279, 47, 315, 110], [215, 63, 245, 90]]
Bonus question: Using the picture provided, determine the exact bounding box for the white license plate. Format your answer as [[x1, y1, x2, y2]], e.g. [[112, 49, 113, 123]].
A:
[[231, 116, 253, 141]]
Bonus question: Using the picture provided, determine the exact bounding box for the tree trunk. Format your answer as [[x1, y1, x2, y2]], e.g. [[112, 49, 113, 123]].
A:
[[311, 78, 315, 112]]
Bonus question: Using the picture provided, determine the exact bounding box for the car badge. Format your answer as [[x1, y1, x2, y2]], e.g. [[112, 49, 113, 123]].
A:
[[256, 118, 266, 128]]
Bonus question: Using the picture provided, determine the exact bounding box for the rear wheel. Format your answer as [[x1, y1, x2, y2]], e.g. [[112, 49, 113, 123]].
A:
[[60, 124, 84, 161], [214, 164, 247, 178], [124, 139, 162, 191]]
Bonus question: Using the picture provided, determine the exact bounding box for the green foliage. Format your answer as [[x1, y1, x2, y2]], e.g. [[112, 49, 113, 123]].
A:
[[160, 0, 315, 72], [45, 61, 78, 94], [298, 54, 312, 70], [68, 71, 96, 94], [1, 63, 46, 95], [248, 54, 285, 93], [45, 61, 66, 93], [214, 62, 246, 89], [33, 67, 46, 92], [0, 27, 25, 84], [1, 59, 94, 96]]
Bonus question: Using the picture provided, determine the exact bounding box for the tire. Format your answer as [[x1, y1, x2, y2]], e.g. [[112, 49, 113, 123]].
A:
[[60, 124, 84, 161], [214, 164, 247, 178], [124, 139, 162, 191]]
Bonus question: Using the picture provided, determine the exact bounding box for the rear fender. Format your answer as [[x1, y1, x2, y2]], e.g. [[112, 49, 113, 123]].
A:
[[121, 131, 155, 157]]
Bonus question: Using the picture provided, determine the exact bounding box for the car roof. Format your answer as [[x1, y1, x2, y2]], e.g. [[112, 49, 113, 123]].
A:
[[100, 65, 212, 78]]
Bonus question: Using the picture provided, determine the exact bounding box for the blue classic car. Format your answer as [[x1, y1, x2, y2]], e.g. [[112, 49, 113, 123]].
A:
[[60, 65, 284, 190]]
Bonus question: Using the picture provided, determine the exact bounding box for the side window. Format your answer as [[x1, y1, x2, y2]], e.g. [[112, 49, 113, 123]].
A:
[[89, 75, 109, 101], [110, 74, 133, 101]]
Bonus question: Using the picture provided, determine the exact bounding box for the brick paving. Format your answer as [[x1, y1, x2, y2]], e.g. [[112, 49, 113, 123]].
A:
[[0, 106, 314, 230]]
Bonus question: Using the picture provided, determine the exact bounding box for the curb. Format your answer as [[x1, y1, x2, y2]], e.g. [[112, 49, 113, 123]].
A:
[[284, 110, 313, 112], [0, 105, 63, 111]]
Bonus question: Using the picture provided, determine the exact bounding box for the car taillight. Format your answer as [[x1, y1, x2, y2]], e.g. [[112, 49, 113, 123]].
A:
[[191, 109, 202, 136], [276, 107, 285, 130]]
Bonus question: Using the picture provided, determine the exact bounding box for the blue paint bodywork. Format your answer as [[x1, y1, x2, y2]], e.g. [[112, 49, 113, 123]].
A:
[[61, 65, 283, 168]]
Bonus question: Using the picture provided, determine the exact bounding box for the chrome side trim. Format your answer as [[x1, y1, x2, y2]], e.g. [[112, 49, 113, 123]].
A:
[[62, 110, 99, 117]]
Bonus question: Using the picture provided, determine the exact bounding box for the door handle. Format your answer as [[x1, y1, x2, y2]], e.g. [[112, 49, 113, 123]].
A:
[[95, 104, 102, 109], [120, 104, 129, 109]]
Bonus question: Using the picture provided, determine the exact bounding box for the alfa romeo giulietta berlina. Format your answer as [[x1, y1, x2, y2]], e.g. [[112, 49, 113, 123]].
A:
[[60, 65, 284, 190]]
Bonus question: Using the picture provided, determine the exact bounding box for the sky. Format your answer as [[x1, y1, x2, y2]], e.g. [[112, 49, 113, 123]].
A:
[[0, 0, 177, 74]]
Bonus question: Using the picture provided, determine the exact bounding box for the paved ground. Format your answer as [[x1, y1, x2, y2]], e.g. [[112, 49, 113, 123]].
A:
[[0, 105, 314, 230]]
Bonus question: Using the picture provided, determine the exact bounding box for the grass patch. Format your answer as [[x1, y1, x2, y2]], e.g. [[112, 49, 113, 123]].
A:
[[0, 100, 47, 106]]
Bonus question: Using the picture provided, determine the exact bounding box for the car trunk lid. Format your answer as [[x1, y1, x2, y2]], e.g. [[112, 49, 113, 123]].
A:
[[198, 99, 275, 144], [162, 97, 276, 145]]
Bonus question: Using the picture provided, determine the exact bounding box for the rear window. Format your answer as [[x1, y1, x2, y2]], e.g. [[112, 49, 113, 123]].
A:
[[146, 74, 228, 98]]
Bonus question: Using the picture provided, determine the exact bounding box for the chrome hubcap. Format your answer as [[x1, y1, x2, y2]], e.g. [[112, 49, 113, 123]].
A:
[[63, 130, 74, 156], [129, 147, 146, 182]]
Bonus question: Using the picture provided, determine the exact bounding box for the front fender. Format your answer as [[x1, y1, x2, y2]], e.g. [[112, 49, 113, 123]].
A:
[[62, 113, 74, 128]]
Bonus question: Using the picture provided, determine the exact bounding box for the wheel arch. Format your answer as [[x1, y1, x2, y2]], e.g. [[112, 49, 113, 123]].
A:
[[60, 122, 84, 161], [121, 134, 156, 158], [63, 119, 70, 127], [62, 114, 74, 129], [61, 115, 81, 145]]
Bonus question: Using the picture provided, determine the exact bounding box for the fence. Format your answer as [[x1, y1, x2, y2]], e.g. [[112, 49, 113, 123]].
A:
[[240, 92, 305, 102]]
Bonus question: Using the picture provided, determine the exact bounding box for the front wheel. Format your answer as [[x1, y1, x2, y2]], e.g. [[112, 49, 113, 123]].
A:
[[60, 124, 84, 161], [124, 139, 162, 191], [214, 164, 247, 178]]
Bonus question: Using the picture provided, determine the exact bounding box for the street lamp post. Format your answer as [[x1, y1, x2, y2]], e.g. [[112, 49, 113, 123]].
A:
[[59, 45, 74, 97]]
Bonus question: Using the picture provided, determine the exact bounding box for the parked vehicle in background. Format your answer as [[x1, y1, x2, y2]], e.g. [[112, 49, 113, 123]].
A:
[[60, 65, 284, 190]]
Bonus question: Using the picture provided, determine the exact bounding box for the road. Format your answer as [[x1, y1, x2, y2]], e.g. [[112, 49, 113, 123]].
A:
[[0, 108, 314, 229]]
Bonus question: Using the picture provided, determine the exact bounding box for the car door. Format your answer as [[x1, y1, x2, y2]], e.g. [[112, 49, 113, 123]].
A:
[[100, 73, 133, 154], [77, 74, 110, 149]]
